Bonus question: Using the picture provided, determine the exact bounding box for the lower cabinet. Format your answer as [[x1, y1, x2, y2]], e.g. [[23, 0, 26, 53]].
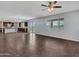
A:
[[18, 28, 28, 32]]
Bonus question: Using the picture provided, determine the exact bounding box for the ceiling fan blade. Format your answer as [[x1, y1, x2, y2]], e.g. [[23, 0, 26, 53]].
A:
[[41, 4, 48, 7], [42, 8, 48, 11], [53, 6, 62, 8]]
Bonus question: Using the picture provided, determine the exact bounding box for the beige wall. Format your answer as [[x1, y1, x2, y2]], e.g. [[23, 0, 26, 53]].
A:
[[0, 22, 2, 28]]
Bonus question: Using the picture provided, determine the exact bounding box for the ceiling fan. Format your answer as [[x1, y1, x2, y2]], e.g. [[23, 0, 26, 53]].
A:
[[41, 1, 62, 12]]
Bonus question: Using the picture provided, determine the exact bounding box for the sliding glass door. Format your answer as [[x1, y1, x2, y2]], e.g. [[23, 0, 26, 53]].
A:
[[28, 20, 35, 33]]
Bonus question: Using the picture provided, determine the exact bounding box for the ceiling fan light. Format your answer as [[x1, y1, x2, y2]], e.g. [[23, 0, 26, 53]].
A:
[[48, 7, 53, 12]]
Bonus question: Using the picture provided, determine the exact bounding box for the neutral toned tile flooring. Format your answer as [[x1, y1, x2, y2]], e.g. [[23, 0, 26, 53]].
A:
[[0, 32, 79, 57]]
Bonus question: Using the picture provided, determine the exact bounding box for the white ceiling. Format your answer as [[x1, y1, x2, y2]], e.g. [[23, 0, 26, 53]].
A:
[[0, 1, 79, 22]]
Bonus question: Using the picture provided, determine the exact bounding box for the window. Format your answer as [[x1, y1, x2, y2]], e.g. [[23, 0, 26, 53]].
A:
[[47, 18, 64, 29], [53, 20, 59, 28], [24, 22, 28, 27], [46, 20, 52, 28], [59, 19, 64, 29]]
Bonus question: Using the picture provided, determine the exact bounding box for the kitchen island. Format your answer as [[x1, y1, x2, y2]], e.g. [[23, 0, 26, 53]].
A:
[[4, 28, 17, 33]]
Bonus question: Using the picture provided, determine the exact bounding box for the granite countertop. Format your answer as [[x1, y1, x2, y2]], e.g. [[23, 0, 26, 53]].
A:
[[5, 27, 17, 29]]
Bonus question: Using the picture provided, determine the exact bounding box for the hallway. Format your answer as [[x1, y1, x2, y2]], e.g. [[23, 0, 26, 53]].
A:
[[0, 33, 79, 57]]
